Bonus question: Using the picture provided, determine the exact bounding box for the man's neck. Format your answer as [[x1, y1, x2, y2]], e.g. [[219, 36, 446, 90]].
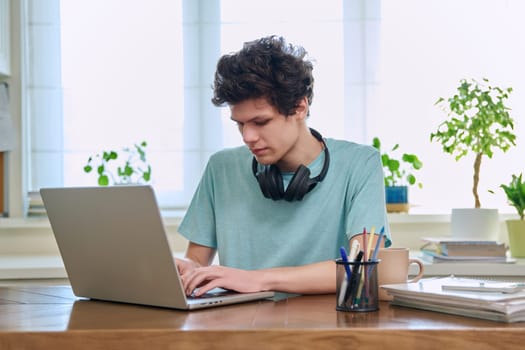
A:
[[276, 128, 324, 172]]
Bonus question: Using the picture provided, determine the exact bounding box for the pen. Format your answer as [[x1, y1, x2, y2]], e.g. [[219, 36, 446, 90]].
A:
[[349, 240, 360, 261], [346, 250, 363, 305], [358, 227, 368, 302], [370, 226, 385, 262], [339, 247, 352, 280], [352, 251, 363, 271], [338, 247, 352, 307]]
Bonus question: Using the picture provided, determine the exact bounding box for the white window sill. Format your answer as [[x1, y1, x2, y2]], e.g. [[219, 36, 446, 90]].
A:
[[0, 211, 183, 229], [2, 252, 524, 281], [0, 211, 519, 228], [0, 212, 523, 280], [386, 211, 519, 223], [0, 255, 67, 279]]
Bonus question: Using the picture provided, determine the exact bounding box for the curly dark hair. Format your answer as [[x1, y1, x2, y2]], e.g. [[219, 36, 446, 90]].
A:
[[211, 36, 314, 116]]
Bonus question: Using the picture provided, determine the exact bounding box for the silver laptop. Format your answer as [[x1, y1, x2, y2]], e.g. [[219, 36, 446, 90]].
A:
[[40, 185, 274, 310]]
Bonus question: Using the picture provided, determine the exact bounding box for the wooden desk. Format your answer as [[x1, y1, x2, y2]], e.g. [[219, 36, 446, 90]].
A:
[[0, 285, 524, 350]]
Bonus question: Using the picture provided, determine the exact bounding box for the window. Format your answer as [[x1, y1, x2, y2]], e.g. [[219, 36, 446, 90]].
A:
[[375, 0, 525, 213], [26, 0, 355, 212], [18, 0, 525, 217], [28, 0, 187, 209], [60, 0, 185, 201]]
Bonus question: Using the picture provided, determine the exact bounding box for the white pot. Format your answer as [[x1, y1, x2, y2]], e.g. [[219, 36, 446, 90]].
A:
[[450, 208, 499, 241]]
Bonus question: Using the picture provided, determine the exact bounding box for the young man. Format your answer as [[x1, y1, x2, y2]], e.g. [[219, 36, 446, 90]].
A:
[[176, 36, 390, 297]]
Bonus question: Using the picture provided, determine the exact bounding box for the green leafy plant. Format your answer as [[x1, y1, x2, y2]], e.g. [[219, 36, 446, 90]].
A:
[[431, 78, 516, 208], [84, 141, 152, 186], [500, 173, 525, 220], [372, 137, 423, 188]]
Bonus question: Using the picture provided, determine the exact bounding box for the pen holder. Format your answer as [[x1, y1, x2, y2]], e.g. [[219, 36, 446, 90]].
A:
[[335, 258, 380, 312]]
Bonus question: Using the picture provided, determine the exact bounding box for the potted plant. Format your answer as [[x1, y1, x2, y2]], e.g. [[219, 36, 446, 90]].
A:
[[372, 137, 423, 213], [431, 78, 516, 239], [84, 141, 152, 186], [500, 173, 525, 257]]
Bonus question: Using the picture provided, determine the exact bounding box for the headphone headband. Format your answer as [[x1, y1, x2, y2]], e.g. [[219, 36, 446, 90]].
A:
[[308, 128, 330, 183]]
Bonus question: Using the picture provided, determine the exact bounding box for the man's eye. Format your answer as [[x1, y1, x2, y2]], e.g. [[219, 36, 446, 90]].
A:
[[254, 120, 269, 126]]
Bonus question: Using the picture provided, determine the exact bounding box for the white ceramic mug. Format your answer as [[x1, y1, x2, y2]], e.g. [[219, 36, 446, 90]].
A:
[[375, 248, 424, 301]]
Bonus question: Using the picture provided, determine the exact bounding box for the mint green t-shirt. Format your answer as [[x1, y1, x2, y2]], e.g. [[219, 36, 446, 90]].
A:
[[178, 138, 391, 270]]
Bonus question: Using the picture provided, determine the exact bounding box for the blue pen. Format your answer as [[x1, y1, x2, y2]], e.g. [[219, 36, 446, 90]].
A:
[[338, 247, 352, 307], [370, 226, 386, 262], [339, 247, 352, 280]]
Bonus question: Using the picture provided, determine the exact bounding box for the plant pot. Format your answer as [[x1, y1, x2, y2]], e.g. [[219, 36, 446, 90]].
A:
[[506, 220, 525, 258], [385, 186, 409, 213], [450, 208, 499, 240]]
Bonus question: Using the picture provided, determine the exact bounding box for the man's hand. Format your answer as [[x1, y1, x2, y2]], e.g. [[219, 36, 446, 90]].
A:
[[180, 265, 266, 297], [177, 242, 337, 296], [175, 257, 201, 276]]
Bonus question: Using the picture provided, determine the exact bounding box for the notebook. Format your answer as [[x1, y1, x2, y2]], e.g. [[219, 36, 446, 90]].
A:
[[40, 185, 275, 310], [381, 276, 525, 323]]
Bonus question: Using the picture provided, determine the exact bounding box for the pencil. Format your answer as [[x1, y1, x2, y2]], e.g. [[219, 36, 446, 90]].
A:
[[366, 226, 375, 261], [362, 227, 367, 262]]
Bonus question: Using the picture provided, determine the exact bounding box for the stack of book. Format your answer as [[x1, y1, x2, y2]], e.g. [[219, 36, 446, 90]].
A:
[[27, 191, 47, 217], [381, 276, 525, 323], [420, 237, 512, 263]]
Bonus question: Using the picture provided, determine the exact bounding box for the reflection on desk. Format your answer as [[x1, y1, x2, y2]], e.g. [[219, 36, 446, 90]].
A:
[[1, 285, 525, 350]]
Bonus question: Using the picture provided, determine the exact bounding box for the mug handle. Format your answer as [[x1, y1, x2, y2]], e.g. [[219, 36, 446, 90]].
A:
[[407, 258, 424, 283]]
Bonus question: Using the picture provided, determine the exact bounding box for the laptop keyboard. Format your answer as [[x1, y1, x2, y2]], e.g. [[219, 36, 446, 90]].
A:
[[188, 288, 237, 300]]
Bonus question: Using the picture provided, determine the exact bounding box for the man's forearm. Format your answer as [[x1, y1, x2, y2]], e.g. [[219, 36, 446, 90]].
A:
[[257, 260, 336, 294], [184, 241, 216, 266]]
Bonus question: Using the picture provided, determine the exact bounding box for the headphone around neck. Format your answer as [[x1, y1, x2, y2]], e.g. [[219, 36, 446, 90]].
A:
[[251, 128, 330, 201]]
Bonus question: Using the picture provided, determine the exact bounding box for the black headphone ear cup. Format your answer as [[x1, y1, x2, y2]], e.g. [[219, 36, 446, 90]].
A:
[[257, 165, 284, 200], [284, 165, 311, 201], [251, 128, 329, 201]]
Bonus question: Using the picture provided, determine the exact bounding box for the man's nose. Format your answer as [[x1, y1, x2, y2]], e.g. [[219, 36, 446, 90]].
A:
[[241, 124, 259, 144]]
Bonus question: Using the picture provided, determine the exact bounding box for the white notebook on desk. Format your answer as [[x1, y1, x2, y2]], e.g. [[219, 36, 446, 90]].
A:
[[40, 185, 274, 310], [381, 276, 525, 323]]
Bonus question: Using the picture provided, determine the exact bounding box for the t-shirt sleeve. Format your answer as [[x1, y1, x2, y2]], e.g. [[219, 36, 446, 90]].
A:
[[177, 159, 218, 248], [345, 148, 392, 247]]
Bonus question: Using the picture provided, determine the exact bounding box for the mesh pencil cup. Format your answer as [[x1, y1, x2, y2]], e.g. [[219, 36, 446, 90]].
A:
[[335, 258, 380, 312]]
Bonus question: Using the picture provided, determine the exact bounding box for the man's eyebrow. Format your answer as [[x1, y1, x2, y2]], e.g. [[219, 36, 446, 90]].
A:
[[230, 115, 268, 123]]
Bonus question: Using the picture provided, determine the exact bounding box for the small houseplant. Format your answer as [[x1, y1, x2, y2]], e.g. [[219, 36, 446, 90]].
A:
[[431, 78, 516, 239], [372, 137, 423, 213], [84, 141, 152, 186], [500, 173, 525, 257]]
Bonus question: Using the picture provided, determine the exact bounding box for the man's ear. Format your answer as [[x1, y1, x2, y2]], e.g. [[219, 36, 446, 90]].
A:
[[294, 97, 309, 119]]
